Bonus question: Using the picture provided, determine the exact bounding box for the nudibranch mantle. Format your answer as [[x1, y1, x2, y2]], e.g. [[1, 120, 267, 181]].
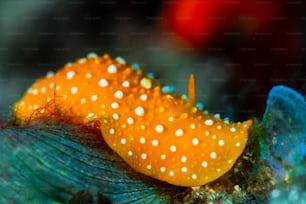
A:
[[14, 53, 252, 187]]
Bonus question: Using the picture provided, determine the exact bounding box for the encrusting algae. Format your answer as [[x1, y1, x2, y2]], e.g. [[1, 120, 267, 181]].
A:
[[13, 53, 252, 187]]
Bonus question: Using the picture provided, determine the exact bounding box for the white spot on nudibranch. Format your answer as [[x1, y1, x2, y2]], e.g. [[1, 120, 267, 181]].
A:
[[79, 58, 86, 63], [175, 129, 184, 137], [112, 113, 119, 120], [107, 64, 117, 73], [109, 128, 115, 135], [66, 71, 75, 80], [155, 125, 164, 133], [41, 87, 46, 93], [204, 119, 214, 126], [141, 153, 147, 160], [230, 127, 237, 132], [45, 71, 54, 78], [116, 56, 126, 64], [160, 166, 166, 172], [192, 174, 197, 180], [71, 86, 78, 94], [32, 89, 38, 95], [192, 138, 199, 146], [181, 166, 188, 173], [140, 137, 146, 144], [86, 73, 92, 78], [140, 94, 147, 101], [214, 113, 221, 118], [120, 138, 126, 145], [170, 145, 176, 152], [87, 52, 98, 58], [111, 102, 119, 109], [122, 81, 130, 87], [66, 62, 72, 67], [98, 78, 108, 87], [210, 152, 217, 159], [181, 156, 187, 163], [127, 117, 134, 124], [152, 139, 159, 146], [91, 95, 98, 101], [218, 140, 225, 146], [128, 150, 133, 156], [202, 161, 208, 168], [135, 106, 145, 116], [86, 112, 95, 118], [190, 124, 196, 129], [114, 90, 124, 99], [140, 78, 152, 89]]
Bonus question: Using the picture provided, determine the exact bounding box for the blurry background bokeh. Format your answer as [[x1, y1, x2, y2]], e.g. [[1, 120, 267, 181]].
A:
[[0, 0, 305, 121]]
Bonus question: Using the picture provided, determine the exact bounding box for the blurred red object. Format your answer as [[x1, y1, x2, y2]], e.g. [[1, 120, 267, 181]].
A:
[[163, 0, 305, 119], [164, 0, 280, 47]]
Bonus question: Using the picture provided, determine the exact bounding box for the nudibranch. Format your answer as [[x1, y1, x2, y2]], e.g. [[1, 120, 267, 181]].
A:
[[13, 53, 252, 187]]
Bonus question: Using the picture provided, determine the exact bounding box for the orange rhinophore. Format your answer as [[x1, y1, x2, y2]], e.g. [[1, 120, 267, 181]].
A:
[[14, 53, 252, 187]]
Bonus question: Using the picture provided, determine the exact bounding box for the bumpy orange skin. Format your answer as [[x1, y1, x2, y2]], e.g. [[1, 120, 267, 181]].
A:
[[14, 53, 252, 187]]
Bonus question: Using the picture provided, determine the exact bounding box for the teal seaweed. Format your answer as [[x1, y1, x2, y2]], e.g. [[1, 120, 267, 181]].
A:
[[0, 123, 184, 203]]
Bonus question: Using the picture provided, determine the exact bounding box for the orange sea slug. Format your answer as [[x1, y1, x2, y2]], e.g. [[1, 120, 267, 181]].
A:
[[13, 53, 252, 187]]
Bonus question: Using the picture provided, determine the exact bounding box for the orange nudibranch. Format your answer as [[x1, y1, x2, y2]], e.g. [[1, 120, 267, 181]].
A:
[[13, 53, 252, 187]]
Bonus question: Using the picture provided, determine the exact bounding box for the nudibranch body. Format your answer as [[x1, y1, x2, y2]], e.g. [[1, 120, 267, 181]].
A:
[[14, 53, 252, 187]]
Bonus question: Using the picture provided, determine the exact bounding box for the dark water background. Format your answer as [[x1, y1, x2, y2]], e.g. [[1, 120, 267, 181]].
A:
[[0, 0, 305, 121]]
